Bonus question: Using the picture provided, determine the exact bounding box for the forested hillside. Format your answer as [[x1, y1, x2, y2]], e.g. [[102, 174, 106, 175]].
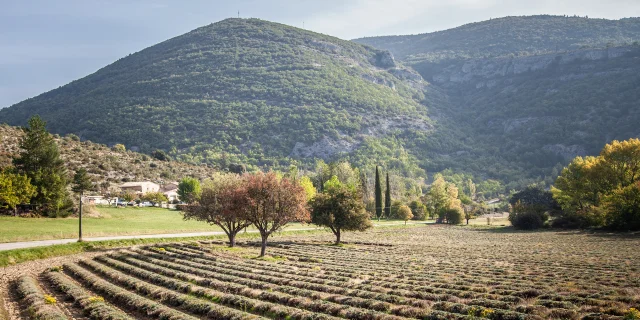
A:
[[355, 15, 640, 190], [0, 18, 430, 177], [2, 16, 640, 192], [355, 15, 640, 63]]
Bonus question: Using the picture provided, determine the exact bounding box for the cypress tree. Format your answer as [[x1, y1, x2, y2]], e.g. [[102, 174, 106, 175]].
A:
[[375, 166, 382, 221], [13, 115, 69, 215], [385, 172, 391, 220]]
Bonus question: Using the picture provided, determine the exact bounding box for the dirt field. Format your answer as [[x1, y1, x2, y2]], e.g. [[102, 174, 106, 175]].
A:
[[2, 225, 639, 319]]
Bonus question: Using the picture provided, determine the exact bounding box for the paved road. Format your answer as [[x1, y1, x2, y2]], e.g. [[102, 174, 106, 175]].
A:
[[0, 222, 427, 251]]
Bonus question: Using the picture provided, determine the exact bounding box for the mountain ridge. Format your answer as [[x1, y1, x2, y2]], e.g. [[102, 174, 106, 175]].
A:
[[2, 15, 640, 192], [0, 18, 431, 177]]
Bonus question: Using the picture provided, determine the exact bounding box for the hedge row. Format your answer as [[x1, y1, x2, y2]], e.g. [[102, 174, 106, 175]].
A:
[[63, 263, 199, 320], [114, 251, 411, 319], [44, 270, 133, 320], [88, 256, 329, 320], [14, 275, 68, 320]]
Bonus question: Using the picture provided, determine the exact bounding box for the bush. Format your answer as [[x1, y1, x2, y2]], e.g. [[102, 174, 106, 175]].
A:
[[152, 149, 171, 161], [409, 200, 427, 220], [509, 202, 548, 229], [442, 207, 463, 225]]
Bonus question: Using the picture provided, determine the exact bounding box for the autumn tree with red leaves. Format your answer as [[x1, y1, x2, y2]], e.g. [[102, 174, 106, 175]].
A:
[[183, 173, 251, 247], [245, 172, 310, 257]]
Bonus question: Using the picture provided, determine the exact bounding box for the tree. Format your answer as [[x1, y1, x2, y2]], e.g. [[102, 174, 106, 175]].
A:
[[177, 177, 201, 204], [121, 191, 137, 204], [509, 201, 548, 230], [508, 186, 560, 229], [0, 169, 36, 215], [425, 175, 450, 221], [466, 179, 476, 199], [397, 205, 413, 225], [183, 173, 251, 247], [72, 168, 93, 242], [442, 207, 464, 225], [374, 166, 383, 221], [385, 172, 391, 220], [12, 115, 69, 216], [245, 172, 309, 257], [142, 192, 168, 206], [409, 200, 427, 220], [298, 176, 316, 201], [310, 179, 372, 244], [601, 182, 640, 231], [152, 149, 171, 161], [314, 160, 331, 192], [552, 139, 640, 230]]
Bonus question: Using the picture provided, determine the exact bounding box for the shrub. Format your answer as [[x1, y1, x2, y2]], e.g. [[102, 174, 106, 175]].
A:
[[442, 207, 464, 224], [625, 308, 640, 320], [509, 202, 548, 229], [409, 200, 427, 220], [111, 144, 126, 152]]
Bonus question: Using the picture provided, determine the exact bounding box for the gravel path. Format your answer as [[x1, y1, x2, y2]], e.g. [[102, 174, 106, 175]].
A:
[[0, 222, 427, 251]]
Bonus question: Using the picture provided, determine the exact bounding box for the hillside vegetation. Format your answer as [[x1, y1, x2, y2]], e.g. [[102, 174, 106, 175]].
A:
[[355, 15, 640, 63], [0, 18, 429, 176], [0, 124, 216, 188], [355, 15, 640, 189], [2, 16, 640, 191]]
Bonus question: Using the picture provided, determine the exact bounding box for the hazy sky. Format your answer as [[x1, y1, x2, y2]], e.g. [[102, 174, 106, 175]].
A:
[[2, 0, 640, 108]]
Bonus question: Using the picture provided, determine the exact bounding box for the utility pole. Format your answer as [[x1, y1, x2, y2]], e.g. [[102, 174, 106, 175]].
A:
[[237, 11, 240, 18]]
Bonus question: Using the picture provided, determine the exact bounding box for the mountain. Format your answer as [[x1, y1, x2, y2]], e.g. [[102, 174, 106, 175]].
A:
[[0, 18, 429, 177], [2, 16, 640, 192], [354, 15, 640, 189], [355, 15, 640, 64]]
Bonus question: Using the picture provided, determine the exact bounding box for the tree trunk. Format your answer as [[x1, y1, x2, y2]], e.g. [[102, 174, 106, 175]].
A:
[[259, 234, 268, 257], [78, 191, 83, 242], [405, 220, 407, 225], [228, 233, 236, 247], [335, 229, 341, 245], [466, 218, 470, 225]]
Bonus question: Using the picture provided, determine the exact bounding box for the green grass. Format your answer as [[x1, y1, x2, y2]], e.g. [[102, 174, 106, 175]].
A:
[[0, 206, 234, 242], [0, 206, 428, 243]]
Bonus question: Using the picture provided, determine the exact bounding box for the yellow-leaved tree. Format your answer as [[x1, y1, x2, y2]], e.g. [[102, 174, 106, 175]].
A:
[[552, 138, 640, 230]]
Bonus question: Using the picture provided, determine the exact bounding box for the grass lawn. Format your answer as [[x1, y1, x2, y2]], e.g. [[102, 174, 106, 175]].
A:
[[0, 206, 425, 243], [0, 206, 229, 243]]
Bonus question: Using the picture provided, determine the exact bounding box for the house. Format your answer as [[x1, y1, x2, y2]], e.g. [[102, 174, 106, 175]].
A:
[[161, 182, 179, 202], [118, 181, 183, 203], [119, 181, 160, 195]]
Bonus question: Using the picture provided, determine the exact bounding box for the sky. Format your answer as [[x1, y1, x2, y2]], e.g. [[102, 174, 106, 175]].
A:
[[2, 0, 640, 109]]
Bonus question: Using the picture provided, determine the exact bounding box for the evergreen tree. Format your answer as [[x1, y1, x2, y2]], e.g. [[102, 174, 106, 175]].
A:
[[13, 116, 69, 215], [72, 168, 93, 241], [375, 166, 383, 221], [385, 172, 391, 220]]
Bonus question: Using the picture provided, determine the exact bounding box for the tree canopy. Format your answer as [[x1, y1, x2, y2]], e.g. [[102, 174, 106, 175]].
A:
[[552, 138, 640, 230], [177, 177, 202, 204], [12, 116, 69, 216], [311, 176, 372, 244]]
